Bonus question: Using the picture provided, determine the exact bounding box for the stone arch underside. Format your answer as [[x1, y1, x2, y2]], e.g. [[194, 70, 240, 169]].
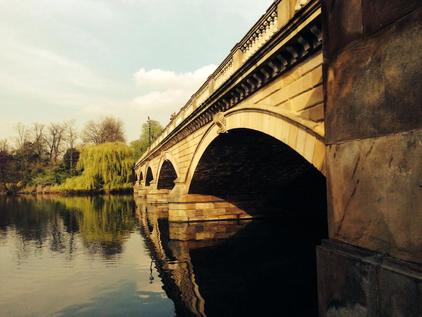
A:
[[157, 160, 178, 190]]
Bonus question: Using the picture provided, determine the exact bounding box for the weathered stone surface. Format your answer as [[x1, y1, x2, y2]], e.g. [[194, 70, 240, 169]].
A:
[[326, 130, 422, 264], [362, 0, 422, 35], [136, 188, 148, 199], [146, 189, 170, 204], [322, 0, 363, 59], [326, 7, 422, 143], [317, 240, 422, 317]]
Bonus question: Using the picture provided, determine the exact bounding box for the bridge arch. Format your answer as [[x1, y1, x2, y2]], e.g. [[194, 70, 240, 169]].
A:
[[156, 153, 179, 190], [184, 109, 326, 192], [145, 165, 154, 187]]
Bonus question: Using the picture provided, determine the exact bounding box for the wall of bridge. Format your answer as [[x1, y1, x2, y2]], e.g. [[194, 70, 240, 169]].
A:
[[318, 1, 422, 316]]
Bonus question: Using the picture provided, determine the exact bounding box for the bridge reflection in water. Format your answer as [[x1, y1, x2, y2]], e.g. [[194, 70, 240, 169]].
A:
[[135, 198, 324, 317]]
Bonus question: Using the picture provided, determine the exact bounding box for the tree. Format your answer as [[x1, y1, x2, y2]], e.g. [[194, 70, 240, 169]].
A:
[[62, 148, 80, 175], [82, 117, 125, 144], [81, 120, 101, 144], [59, 142, 134, 192], [14, 141, 40, 183], [65, 120, 78, 149], [130, 118, 163, 159], [15, 123, 29, 150], [64, 120, 79, 172], [0, 147, 15, 191], [31, 123, 46, 159], [45, 122, 66, 163], [0, 139, 9, 152]]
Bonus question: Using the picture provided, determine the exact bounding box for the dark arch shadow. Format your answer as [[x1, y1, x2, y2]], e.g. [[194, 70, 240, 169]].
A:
[[157, 160, 178, 190], [146, 167, 154, 186], [139, 171, 144, 184], [189, 128, 327, 216], [186, 128, 328, 316]]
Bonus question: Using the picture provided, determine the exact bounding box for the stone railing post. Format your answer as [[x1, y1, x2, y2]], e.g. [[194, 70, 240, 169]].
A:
[[232, 48, 244, 70]]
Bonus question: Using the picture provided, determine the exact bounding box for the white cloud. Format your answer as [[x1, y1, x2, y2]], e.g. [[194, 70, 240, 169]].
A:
[[132, 64, 216, 113], [133, 90, 186, 110], [134, 64, 216, 91], [0, 38, 113, 99], [77, 64, 217, 138]]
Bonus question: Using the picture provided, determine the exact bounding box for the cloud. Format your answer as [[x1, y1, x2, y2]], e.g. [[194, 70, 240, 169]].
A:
[[78, 64, 217, 138], [0, 0, 272, 141], [0, 39, 114, 101], [134, 64, 216, 91], [132, 64, 216, 113], [133, 90, 186, 110]]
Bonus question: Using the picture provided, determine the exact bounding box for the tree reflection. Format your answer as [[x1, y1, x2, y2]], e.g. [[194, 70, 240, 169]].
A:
[[0, 195, 136, 259]]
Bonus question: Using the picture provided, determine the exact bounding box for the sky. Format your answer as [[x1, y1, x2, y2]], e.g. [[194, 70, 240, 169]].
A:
[[0, 0, 273, 142]]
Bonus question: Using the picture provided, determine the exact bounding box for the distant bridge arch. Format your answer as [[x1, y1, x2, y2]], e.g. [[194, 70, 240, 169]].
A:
[[145, 166, 154, 186], [157, 153, 179, 190]]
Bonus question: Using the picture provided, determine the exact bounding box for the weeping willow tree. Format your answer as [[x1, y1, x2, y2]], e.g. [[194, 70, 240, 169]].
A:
[[59, 142, 135, 192]]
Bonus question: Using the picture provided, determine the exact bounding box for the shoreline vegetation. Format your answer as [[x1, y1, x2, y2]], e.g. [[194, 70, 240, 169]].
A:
[[0, 117, 163, 197], [0, 187, 133, 196]]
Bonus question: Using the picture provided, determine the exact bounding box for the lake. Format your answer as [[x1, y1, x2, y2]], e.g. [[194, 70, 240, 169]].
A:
[[0, 195, 324, 316]]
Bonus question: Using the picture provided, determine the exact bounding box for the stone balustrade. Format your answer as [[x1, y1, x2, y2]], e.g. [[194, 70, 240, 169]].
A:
[[240, 10, 278, 61], [213, 57, 233, 89]]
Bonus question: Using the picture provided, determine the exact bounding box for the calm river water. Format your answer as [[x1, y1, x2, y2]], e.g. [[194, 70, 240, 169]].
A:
[[0, 195, 321, 317]]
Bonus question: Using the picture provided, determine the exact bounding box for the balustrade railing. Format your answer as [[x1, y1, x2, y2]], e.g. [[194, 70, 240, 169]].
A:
[[239, 10, 278, 61], [214, 57, 234, 89]]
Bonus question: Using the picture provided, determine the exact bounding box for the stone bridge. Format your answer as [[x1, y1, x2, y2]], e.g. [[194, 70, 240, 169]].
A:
[[134, 1, 422, 316]]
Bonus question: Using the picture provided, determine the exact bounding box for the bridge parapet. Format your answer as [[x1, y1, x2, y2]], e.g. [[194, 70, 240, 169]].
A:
[[137, 0, 316, 167]]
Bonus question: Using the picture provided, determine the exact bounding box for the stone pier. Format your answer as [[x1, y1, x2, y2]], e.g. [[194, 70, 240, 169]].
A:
[[318, 1, 422, 316]]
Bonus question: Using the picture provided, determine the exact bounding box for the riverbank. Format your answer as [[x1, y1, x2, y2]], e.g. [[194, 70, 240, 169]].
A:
[[1, 184, 133, 196]]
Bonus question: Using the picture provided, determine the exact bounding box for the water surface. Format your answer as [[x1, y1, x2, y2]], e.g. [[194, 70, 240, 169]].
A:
[[0, 195, 323, 316], [0, 195, 173, 317]]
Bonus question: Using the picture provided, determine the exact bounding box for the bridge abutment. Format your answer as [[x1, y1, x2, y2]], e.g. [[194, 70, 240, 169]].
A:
[[320, 1, 422, 315]]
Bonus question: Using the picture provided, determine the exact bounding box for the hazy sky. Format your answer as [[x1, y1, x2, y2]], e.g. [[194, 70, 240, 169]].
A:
[[0, 0, 273, 142]]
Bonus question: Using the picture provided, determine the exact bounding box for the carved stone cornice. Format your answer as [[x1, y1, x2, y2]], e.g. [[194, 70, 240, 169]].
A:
[[136, 5, 322, 168]]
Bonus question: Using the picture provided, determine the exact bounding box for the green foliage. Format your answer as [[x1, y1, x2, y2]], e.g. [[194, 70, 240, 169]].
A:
[[0, 149, 16, 191], [59, 142, 134, 192], [129, 139, 145, 161], [130, 119, 163, 159], [62, 148, 80, 175], [31, 166, 68, 187]]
